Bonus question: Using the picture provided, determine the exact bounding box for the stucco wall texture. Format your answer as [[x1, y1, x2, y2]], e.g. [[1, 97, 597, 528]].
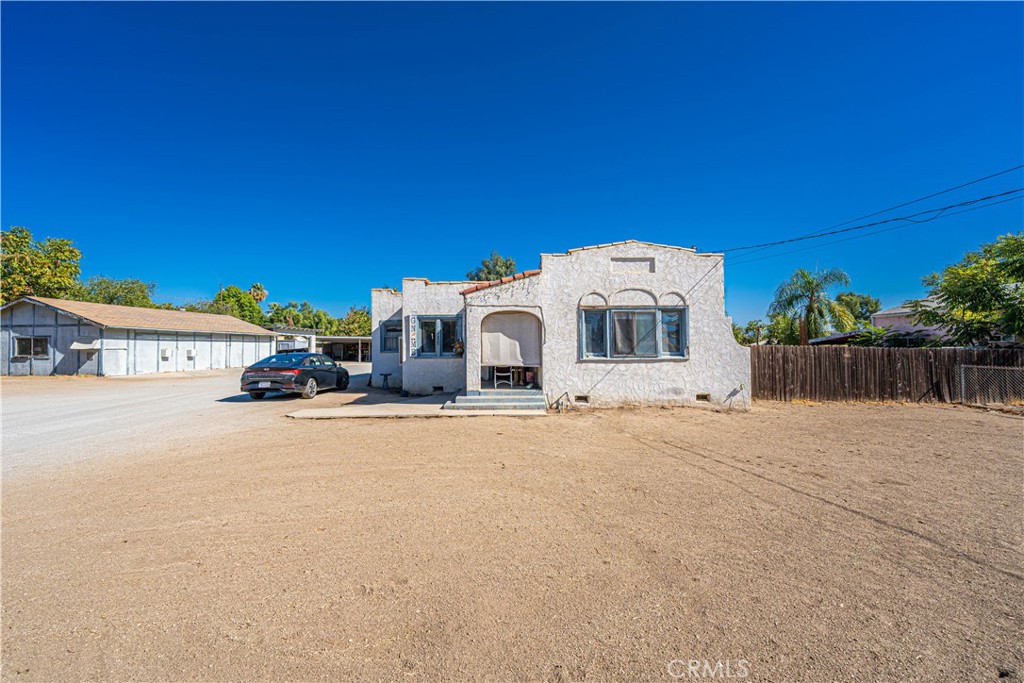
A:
[[372, 242, 751, 408], [370, 289, 404, 387], [396, 279, 469, 395]]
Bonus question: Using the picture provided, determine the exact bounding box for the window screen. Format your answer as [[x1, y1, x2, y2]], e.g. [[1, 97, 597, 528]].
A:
[[419, 319, 438, 354], [417, 317, 460, 357], [612, 311, 656, 357], [15, 337, 48, 358], [583, 310, 606, 357], [661, 310, 683, 354], [580, 308, 687, 360], [381, 322, 401, 352], [440, 319, 458, 354]]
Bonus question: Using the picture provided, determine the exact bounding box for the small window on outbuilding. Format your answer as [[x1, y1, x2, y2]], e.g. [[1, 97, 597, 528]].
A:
[[381, 321, 401, 353], [14, 336, 49, 359]]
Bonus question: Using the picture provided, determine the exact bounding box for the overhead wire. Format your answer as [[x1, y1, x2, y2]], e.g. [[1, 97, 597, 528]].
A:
[[681, 186, 1022, 301], [728, 193, 1023, 267], [714, 164, 1024, 257], [716, 188, 1022, 254]]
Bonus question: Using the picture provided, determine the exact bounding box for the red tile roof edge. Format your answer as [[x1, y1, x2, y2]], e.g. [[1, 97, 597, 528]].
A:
[[460, 269, 542, 295]]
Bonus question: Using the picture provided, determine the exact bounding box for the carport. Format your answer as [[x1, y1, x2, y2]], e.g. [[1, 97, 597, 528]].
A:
[[317, 335, 372, 362]]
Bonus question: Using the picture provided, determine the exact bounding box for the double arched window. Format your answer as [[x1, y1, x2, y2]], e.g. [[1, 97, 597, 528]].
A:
[[578, 290, 688, 360]]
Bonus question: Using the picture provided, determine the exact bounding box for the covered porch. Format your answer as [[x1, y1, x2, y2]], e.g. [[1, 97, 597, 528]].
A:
[[318, 335, 372, 362], [470, 310, 543, 393], [460, 309, 548, 405]]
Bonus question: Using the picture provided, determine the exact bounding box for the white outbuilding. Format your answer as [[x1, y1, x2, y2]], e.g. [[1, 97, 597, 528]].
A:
[[1, 296, 276, 376]]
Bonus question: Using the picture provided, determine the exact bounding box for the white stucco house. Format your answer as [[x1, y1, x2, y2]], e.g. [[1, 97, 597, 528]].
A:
[[371, 241, 750, 410]]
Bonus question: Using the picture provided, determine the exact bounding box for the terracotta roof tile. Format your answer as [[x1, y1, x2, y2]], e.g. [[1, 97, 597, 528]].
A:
[[13, 297, 276, 335], [460, 270, 542, 295]]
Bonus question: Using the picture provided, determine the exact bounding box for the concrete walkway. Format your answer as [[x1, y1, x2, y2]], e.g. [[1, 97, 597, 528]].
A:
[[287, 392, 548, 419]]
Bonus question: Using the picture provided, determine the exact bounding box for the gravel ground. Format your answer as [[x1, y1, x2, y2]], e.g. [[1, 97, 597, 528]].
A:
[[2, 396, 1022, 682], [0, 365, 372, 476]]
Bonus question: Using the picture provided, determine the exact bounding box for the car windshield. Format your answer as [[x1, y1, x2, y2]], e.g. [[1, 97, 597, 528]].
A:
[[254, 354, 305, 367]]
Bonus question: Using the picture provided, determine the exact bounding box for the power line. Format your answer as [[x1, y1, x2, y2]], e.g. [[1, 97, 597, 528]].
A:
[[714, 164, 1024, 256], [681, 190, 1021, 300], [728, 194, 1023, 268], [794, 164, 1023, 239], [717, 188, 1022, 254]]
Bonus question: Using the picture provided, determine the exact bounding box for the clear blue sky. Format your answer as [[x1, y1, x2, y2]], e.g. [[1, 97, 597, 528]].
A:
[[3, 2, 1021, 323]]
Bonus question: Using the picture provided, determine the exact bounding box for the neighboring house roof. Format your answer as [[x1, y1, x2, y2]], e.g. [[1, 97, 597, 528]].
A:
[[872, 296, 940, 318], [460, 270, 542, 295], [809, 331, 863, 345], [269, 325, 322, 335], [4, 296, 275, 335]]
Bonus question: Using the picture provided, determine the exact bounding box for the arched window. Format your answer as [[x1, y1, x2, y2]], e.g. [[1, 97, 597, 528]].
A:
[[579, 303, 688, 360]]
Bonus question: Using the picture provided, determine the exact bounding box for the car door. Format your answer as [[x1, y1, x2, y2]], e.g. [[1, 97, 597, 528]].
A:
[[298, 355, 317, 386], [316, 355, 338, 389]]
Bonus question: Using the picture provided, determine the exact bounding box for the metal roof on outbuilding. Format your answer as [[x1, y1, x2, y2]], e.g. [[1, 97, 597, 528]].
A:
[[3, 297, 276, 335]]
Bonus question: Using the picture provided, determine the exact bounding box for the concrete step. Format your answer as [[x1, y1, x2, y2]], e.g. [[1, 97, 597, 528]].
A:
[[445, 389, 548, 412], [453, 394, 548, 405], [467, 389, 544, 398], [444, 401, 548, 411]]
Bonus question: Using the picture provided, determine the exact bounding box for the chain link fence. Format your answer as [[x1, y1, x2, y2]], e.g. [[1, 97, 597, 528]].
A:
[[957, 365, 1024, 405]]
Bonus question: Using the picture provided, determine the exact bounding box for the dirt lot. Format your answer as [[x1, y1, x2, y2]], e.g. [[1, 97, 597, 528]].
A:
[[2, 397, 1022, 682], [0, 365, 373, 476]]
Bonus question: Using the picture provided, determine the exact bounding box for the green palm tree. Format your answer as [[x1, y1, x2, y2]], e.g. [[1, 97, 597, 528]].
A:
[[248, 282, 267, 303], [769, 268, 856, 345]]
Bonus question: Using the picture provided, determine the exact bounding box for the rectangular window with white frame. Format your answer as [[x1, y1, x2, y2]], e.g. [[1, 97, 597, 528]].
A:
[[14, 336, 50, 359], [417, 316, 461, 358], [579, 308, 687, 360], [381, 321, 401, 353]]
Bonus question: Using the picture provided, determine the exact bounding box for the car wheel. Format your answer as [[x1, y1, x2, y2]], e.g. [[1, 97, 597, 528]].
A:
[[339, 375, 350, 390], [249, 391, 266, 400], [301, 377, 318, 399]]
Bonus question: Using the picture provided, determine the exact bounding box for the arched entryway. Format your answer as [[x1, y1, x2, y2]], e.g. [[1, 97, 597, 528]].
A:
[[480, 311, 542, 389]]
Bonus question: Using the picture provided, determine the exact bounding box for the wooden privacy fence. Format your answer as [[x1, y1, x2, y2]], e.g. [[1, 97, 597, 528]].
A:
[[750, 346, 1024, 402]]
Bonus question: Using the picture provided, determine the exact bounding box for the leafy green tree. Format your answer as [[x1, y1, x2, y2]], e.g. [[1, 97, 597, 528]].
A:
[[769, 267, 856, 345], [266, 301, 341, 335], [212, 285, 266, 325], [337, 306, 371, 336], [1, 226, 83, 304], [992, 232, 1024, 281], [81, 276, 157, 308], [184, 299, 238, 317], [732, 319, 766, 345], [744, 319, 765, 345], [911, 232, 1024, 346], [467, 251, 517, 281], [836, 291, 881, 325], [764, 312, 801, 345], [851, 324, 931, 348], [249, 282, 268, 303]]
